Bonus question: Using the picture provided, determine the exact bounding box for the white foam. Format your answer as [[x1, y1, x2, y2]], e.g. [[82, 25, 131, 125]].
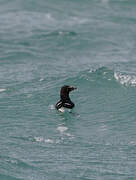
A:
[[114, 72, 136, 86], [49, 104, 55, 110], [58, 31, 63, 35], [65, 133, 74, 138], [34, 137, 54, 143], [129, 141, 136, 145], [34, 136, 44, 142], [39, 78, 44, 82], [0, 88, 6, 92], [57, 126, 68, 133], [56, 140, 61, 144], [44, 139, 54, 143]]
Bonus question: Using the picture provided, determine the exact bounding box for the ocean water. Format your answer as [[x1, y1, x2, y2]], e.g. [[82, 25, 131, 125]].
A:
[[0, 0, 136, 179]]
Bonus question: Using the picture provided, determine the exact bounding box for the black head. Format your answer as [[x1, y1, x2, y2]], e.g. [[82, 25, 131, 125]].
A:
[[60, 85, 77, 96]]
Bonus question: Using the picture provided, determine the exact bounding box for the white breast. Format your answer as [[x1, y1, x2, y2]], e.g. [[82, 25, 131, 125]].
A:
[[58, 107, 65, 113]]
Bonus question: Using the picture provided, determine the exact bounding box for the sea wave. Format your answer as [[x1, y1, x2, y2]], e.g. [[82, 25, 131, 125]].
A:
[[66, 66, 136, 88], [114, 72, 136, 87], [0, 11, 55, 32], [0, 173, 23, 180]]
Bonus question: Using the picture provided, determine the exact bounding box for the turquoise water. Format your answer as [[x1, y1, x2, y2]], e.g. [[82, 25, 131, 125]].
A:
[[0, 0, 136, 179]]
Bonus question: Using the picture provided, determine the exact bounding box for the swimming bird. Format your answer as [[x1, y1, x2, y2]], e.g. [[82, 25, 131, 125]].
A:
[[56, 85, 77, 112]]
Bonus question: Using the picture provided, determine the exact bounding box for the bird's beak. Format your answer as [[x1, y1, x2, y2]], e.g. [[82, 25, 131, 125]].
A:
[[69, 86, 77, 91]]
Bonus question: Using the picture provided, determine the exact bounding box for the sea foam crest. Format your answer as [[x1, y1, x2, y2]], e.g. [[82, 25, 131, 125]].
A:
[[0, 89, 6, 92], [81, 67, 114, 82], [34, 137, 54, 143], [114, 72, 136, 86], [57, 126, 68, 133], [84, 67, 136, 87]]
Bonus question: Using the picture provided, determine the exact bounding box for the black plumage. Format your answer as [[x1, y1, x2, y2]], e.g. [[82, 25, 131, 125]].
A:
[[56, 85, 77, 110]]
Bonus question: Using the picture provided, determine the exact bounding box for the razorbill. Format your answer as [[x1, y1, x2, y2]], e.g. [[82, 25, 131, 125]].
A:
[[56, 85, 77, 112]]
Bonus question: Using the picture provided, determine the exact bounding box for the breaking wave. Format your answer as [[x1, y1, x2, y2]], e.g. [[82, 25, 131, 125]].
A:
[[68, 66, 136, 88]]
